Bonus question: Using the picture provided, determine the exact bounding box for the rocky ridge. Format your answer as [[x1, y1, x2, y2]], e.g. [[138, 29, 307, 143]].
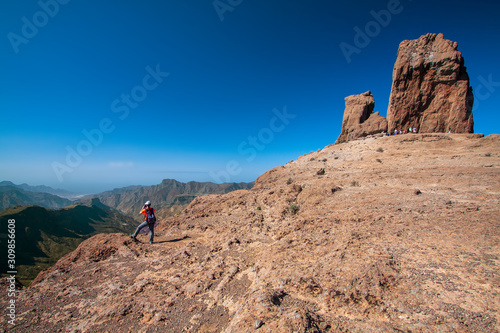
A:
[[2, 133, 499, 332]]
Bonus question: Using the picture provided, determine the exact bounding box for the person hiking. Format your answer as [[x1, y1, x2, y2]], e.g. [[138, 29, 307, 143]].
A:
[[131, 201, 157, 244]]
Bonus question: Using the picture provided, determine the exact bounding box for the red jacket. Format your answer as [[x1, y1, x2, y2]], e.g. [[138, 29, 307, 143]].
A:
[[139, 207, 155, 221]]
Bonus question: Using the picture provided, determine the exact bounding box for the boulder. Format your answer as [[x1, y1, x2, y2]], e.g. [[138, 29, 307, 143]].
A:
[[386, 33, 474, 133], [336, 91, 388, 144]]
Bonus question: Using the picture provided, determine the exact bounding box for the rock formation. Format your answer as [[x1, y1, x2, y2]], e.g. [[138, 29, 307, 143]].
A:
[[335, 91, 388, 144], [386, 33, 474, 133], [336, 33, 475, 144]]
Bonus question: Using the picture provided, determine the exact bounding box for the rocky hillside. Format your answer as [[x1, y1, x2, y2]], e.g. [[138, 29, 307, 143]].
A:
[[3, 133, 499, 332], [91, 179, 254, 219], [0, 199, 135, 285]]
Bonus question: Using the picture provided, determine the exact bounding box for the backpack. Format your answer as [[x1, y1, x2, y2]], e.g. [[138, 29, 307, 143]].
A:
[[146, 208, 156, 224]]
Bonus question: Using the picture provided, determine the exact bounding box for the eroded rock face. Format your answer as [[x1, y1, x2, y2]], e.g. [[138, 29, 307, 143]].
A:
[[336, 91, 388, 144], [386, 33, 474, 133]]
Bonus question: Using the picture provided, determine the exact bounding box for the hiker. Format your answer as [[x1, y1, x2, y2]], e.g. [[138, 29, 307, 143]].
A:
[[131, 201, 157, 244], [409, 127, 413, 133]]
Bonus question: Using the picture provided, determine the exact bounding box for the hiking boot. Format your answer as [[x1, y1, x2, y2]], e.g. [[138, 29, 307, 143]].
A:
[[131, 235, 137, 242], [149, 241, 153, 244]]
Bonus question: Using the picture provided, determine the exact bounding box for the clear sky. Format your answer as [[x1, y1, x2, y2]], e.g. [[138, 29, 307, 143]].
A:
[[1, 0, 499, 193]]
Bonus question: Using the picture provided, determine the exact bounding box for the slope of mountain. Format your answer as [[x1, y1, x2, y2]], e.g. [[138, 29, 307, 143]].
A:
[[0, 181, 81, 200], [91, 179, 254, 219], [4, 134, 499, 332], [0, 199, 135, 285], [0, 186, 73, 210]]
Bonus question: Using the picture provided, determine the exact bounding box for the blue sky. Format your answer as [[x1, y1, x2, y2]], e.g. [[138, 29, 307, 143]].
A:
[[0, 0, 499, 193]]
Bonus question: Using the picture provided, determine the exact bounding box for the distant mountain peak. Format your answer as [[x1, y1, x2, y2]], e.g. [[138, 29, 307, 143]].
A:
[[0, 181, 80, 200], [91, 179, 254, 220]]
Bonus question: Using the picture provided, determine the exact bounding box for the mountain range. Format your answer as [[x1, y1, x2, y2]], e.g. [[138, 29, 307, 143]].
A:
[[0, 198, 136, 285], [0, 181, 81, 200], [88, 179, 254, 219], [1, 180, 254, 219], [0, 185, 74, 211]]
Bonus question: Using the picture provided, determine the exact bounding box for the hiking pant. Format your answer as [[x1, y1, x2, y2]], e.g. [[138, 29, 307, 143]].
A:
[[133, 221, 155, 242]]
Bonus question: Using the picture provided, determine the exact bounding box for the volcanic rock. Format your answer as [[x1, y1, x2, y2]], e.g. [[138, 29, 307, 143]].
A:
[[336, 91, 388, 144], [386, 33, 474, 133]]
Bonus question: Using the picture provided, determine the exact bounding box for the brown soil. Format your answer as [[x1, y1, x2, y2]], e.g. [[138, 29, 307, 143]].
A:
[[1, 133, 499, 332]]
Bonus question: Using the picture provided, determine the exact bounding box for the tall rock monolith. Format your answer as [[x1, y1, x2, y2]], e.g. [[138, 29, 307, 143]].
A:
[[386, 33, 474, 133]]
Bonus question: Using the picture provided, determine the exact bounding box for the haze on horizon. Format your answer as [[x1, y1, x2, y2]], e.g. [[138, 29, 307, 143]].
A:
[[1, 0, 499, 194]]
